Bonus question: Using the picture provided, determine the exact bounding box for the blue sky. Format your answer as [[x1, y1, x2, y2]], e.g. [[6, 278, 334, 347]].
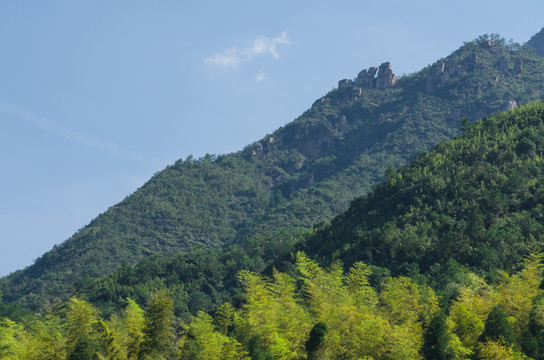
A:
[[1, 1, 544, 277]]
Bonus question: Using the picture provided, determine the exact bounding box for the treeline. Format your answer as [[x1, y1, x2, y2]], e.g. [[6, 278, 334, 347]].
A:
[[73, 229, 299, 319], [1, 252, 543, 359]]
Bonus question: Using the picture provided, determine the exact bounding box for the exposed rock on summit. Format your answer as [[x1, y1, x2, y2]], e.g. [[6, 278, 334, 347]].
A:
[[354, 62, 397, 90], [337, 62, 399, 97], [355, 67, 378, 89], [375, 62, 398, 89]]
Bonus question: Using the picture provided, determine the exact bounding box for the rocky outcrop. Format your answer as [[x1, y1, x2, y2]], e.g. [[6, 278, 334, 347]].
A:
[[337, 80, 362, 101], [425, 39, 530, 94], [251, 136, 274, 157], [337, 115, 348, 131], [465, 53, 479, 72], [503, 99, 517, 111], [528, 27, 544, 57], [289, 122, 335, 159], [426, 58, 462, 93], [484, 39, 498, 53], [338, 79, 353, 88], [336, 63, 398, 101], [352, 63, 397, 91], [375, 62, 398, 89], [514, 58, 523, 77], [499, 56, 510, 75], [253, 121, 336, 161], [355, 67, 378, 89]]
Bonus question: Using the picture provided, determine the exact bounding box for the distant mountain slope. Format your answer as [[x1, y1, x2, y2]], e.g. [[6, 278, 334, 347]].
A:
[[528, 27, 544, 56], [303, 101, 544, 277], [2, 33, 544, 309], [74, 103, 544, 320]]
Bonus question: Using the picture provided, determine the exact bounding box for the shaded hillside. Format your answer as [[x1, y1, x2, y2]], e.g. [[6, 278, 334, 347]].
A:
[[3, 33, 544, 310], [303, 101, 544, 279]]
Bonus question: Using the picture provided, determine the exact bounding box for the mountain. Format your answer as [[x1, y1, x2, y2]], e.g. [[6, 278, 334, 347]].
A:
[[302, 100, 544, 279], [4, 103, 544, 360], [76, 101, 544, 319], [528, 27, 544, 56], [3, 32, 544, 310]]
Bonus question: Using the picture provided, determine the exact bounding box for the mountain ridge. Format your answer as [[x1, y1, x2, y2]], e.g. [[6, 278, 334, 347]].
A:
[[3, 31, 544, 310]]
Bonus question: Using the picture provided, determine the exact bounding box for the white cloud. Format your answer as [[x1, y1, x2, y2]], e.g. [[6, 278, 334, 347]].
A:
[[204, 46, 242, 68], [204, 31, 291, 68], [256, 70, 266, 82], [0, 100, 144, 161]]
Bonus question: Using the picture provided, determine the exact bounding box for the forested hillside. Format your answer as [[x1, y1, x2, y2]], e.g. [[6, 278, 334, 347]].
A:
[[72, 100, 544, 323], [15, 92, 544, 360], [303, 101, 544, 280], [3, 33, 544, 311], [3, 30, 544, 359]]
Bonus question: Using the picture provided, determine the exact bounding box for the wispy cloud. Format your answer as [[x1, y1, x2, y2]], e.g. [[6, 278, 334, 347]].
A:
[[0, 100, 144, 161], [256, 70, 266, 82], [204, 31, 291, 68]]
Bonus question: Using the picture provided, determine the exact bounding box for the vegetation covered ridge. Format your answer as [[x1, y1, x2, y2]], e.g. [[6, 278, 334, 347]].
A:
[[68, 100, 544, 322], [3, 33, 544, 312], [303, 100, 544, 280]]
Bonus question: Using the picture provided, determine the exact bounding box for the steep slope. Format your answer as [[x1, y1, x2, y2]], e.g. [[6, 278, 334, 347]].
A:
[[303, 101, 544, 278], [528, 27, 544, 56], [78, 103, 544, 320], [3, 34, 544, 310]]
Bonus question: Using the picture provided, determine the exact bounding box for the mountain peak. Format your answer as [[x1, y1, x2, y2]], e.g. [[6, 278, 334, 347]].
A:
[[528, 27, 544, 56]]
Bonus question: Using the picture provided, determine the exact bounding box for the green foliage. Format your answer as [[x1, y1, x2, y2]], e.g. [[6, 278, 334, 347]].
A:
[[480, 304, 516, 346], [303, 101, 544, 283], [4, 34, 544, 314], [0, 253, 542, 358], [74, 230, 298, 318], [4, 33, 544, 360], [423, 311, 452, 360], [522, 295, 544, 359], [305, 322, 328, 359], [179, 311, 247, 360], [139, 290, 175, 359], [68, 335, 94, 360]]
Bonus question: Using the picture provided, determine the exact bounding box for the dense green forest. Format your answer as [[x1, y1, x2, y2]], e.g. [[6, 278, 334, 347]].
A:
[[58, 100, 544, 322], [1, 252, 543, 359], [4, 32, 544, 358], [302, 101, 544, 278], [3, 34, 544, 311], [2, 100, 544, 359]]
